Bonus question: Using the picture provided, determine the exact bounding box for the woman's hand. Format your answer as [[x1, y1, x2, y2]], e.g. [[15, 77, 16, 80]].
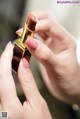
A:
[[17, 11, 80, 105], [0, 42, 52, 119]]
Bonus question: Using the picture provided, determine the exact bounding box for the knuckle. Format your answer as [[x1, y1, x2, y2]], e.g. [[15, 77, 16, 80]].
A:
[[21, 70, 34, 85], [44, 10, 53, 18], [40, 50, 51, 63], [67, 38, 77, 51], [38, 93, 47, 104], [45, 11, 51, 18], [41, 98, 47, 107], [39, 97, 48, 110]]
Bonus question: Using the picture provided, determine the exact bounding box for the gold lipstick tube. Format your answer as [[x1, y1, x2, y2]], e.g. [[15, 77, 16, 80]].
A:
[[12, 14, 37, 72]]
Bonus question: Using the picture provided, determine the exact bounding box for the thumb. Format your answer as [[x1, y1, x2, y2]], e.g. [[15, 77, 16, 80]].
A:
[[18, 58, 40, 105], [26, 37, 57, 68]]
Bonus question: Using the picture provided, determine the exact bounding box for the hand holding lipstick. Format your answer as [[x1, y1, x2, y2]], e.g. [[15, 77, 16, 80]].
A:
[[17, 11, 80, 106], [0, 42, 52, 118]]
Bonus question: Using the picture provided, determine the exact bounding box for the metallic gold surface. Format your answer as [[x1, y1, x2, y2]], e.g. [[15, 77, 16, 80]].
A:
[[14, 23, 35, 53]]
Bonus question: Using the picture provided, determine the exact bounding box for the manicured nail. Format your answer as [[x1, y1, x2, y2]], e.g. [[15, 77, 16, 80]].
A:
[[26, 37, 38, 50], [16, 28, 23, 33], [22, 57, 30, 68], [16, 28, 23, 36]]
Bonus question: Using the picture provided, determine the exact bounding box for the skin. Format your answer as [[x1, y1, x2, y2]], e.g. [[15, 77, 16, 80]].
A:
[[17, 11, 80, 105], [0, 42, 52, 119]]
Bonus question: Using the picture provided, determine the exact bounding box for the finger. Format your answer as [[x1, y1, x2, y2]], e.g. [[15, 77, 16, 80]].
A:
[[30, 11, 67, 40], [37, 32, 49, 41], [0, 42, 13, 75], [29, 11, 50, 20], [39, 63, 54, 92], [36, 18, 73, 41], [25, 37, 57, 68], [0, 42, 17, 104], [16, 11, 50, 37], [16, 28, 23, 37], [31, 11, 74, 42], [18, 58, 41, 106]]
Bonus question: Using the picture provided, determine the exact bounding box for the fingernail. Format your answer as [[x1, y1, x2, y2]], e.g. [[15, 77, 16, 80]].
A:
[[26, 37, 38, 50], [16, 28, 23, 33], [16, 28, 23, 36], [5, 41, 11, 50], [22, 57, 30, 68]]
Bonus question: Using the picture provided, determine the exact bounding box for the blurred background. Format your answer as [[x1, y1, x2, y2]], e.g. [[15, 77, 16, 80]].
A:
[[0, 0, 80, 119]]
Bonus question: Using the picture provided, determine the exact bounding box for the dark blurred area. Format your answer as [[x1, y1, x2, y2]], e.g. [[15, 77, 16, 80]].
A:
[[0, 0, 80, 119], [0, 0, 26, 51]]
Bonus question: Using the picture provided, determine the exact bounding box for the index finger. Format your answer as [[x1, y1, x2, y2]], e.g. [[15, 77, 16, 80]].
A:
[[30, 11, 51, 20], [0, 42, 18, 104]]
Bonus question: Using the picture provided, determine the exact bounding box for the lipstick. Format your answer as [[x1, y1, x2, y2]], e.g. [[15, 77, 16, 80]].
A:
[[12, 14, 37, 72]]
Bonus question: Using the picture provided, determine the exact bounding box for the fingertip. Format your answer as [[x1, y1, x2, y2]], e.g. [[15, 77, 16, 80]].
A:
[[16, 28, 23, 36], [26, 37, 38, 50], [5, 41, 11, 50], [4, 41, 13, 54]]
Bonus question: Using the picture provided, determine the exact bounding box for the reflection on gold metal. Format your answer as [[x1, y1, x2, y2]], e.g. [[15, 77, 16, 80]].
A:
[[14, 23, 35, 53]]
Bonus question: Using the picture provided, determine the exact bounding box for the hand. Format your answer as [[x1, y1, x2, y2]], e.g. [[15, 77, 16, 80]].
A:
[[0, 42, 52, 119], [17, 11, 80, 105]]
